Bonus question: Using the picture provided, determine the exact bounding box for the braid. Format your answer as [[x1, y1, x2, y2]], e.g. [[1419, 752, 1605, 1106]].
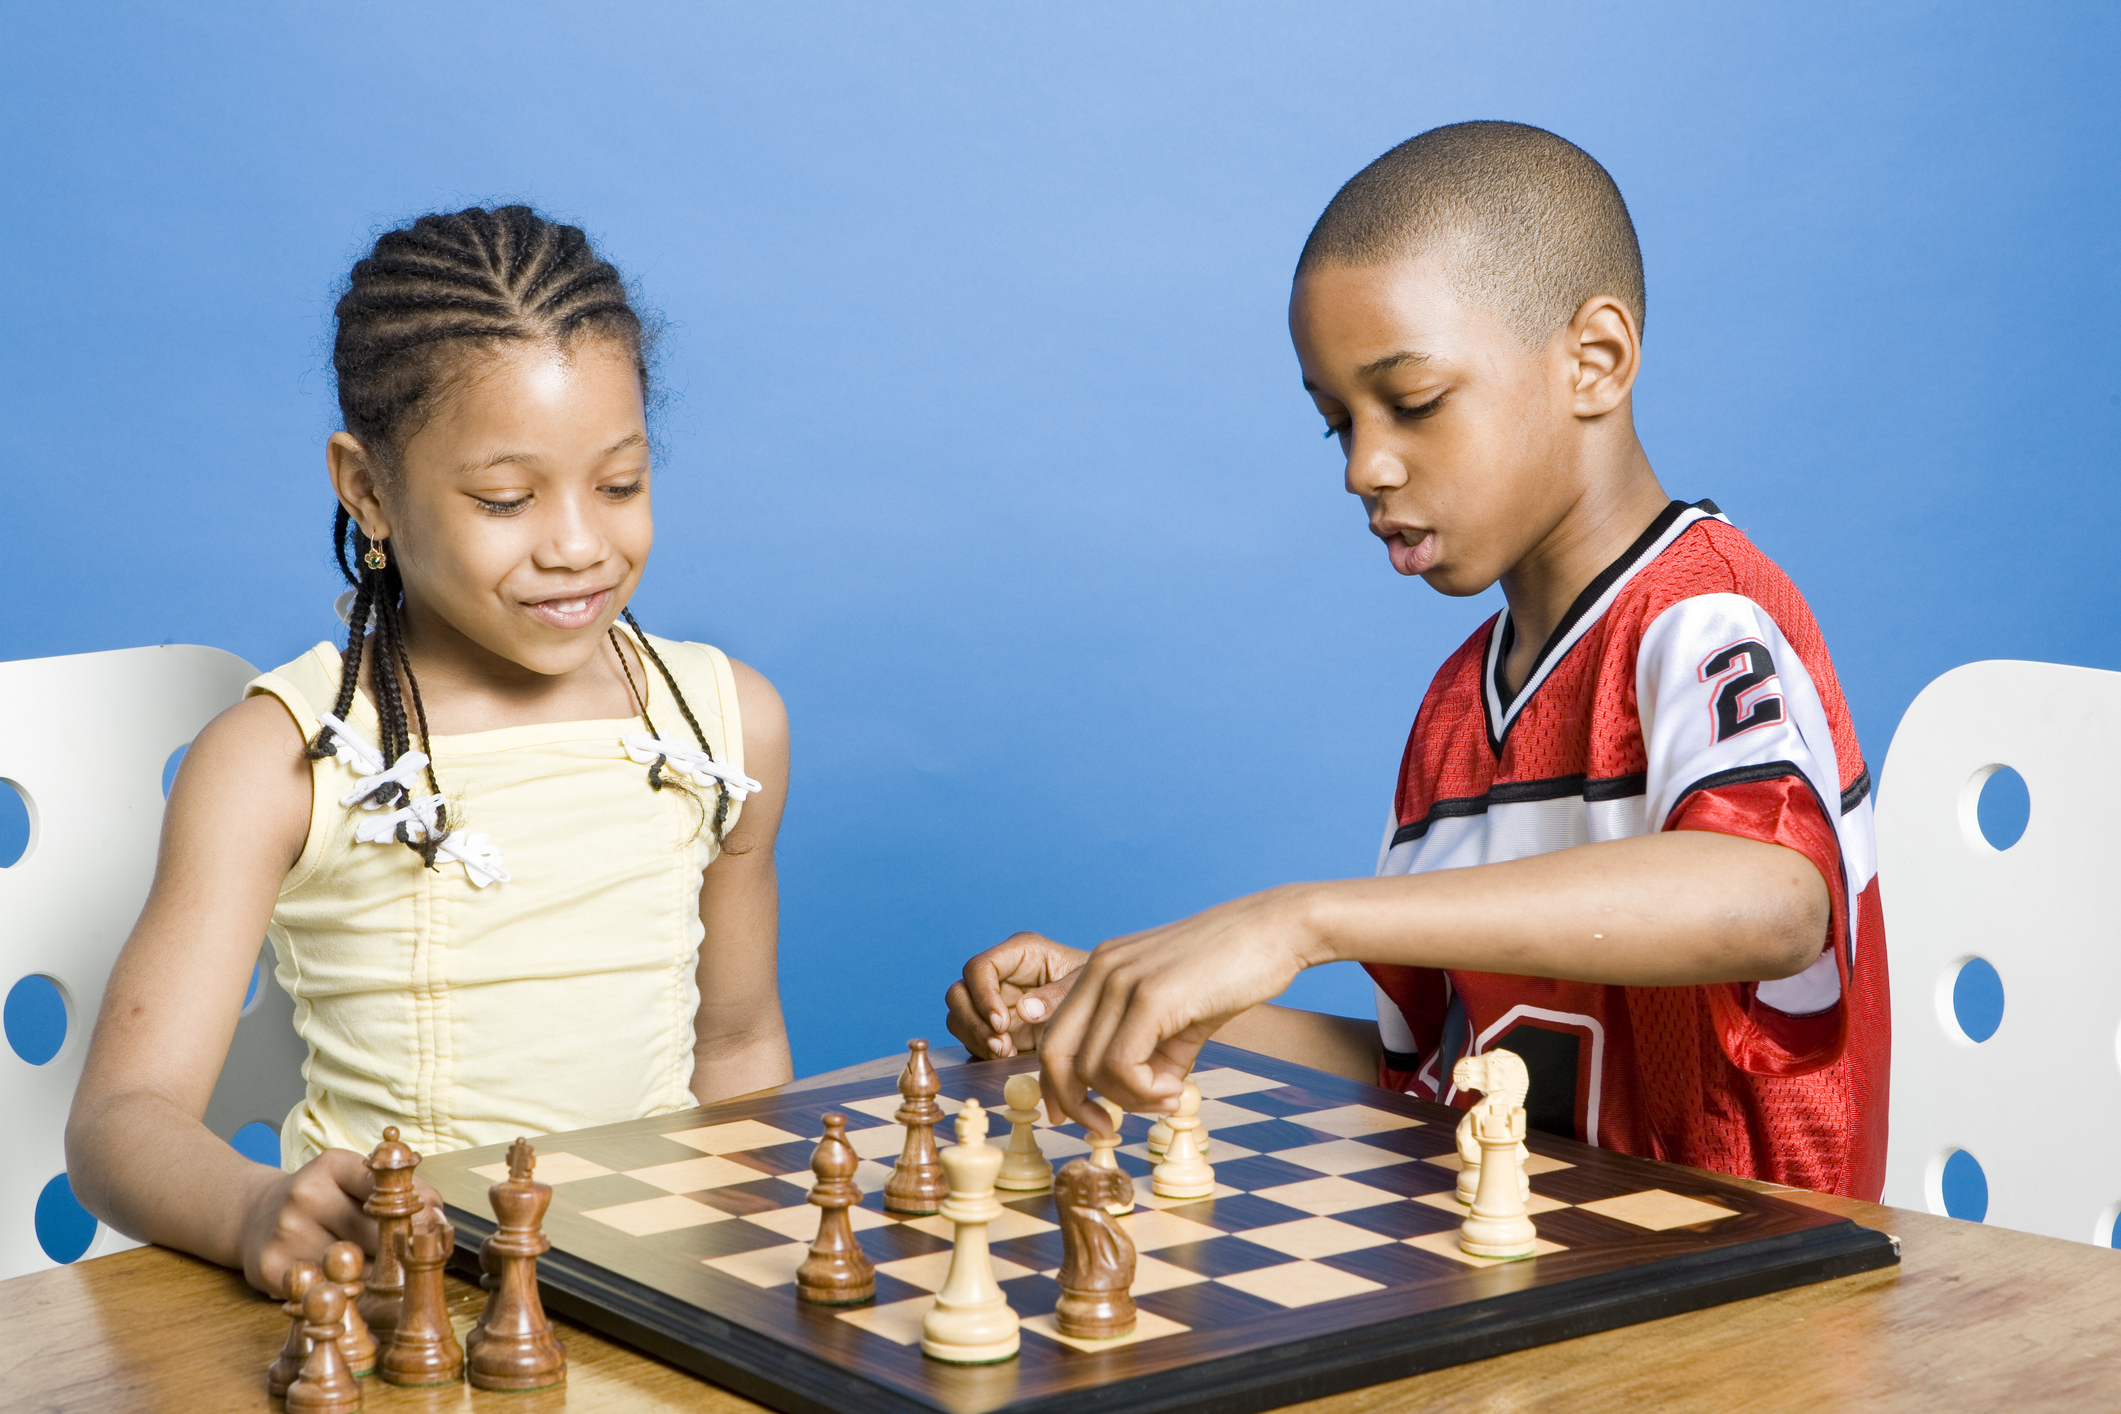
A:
[[622, 609, 732, 844], [305, 508, 375, 763]]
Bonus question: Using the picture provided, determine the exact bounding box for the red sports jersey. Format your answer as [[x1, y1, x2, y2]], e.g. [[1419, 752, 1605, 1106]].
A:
[[1366, 500, 1889, 1200]]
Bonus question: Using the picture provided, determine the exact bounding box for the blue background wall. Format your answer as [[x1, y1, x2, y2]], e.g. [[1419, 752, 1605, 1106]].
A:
[[2, 4, 2116, 1076]]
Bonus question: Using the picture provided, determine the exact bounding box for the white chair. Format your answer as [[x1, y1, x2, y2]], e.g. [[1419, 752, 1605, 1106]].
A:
[[0, 645, 307, 1279], [1877, 659, 2121, 1245]]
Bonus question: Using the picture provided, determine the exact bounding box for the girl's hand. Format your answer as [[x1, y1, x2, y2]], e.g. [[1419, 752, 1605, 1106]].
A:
[[238, 1149, 441, 1297], [1037, 886, 1324, 1130], [945, 933, 1090, 1059]]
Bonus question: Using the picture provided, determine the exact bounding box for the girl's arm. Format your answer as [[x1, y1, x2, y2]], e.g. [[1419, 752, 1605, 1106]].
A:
[[65, 694, 406, 1295], [689, 659, 793, 1103]]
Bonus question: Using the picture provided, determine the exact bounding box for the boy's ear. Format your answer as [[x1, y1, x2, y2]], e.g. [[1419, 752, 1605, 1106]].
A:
[[325, 432, 393, 543], [1563, 295, 1640, 419]]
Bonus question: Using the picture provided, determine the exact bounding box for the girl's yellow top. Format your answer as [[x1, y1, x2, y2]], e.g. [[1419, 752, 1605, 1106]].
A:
[[243, 629, 746, 1167]]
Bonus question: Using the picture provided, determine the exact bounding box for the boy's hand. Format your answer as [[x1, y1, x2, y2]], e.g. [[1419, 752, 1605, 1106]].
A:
[[945, 932, 1089, 1059], [1040, 886, 1322, 1131], [238, 1148, 442, 1297]]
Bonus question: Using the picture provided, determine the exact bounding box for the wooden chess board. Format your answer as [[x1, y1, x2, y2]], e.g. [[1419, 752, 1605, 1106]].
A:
[[421, 1043, 1897, 1414]]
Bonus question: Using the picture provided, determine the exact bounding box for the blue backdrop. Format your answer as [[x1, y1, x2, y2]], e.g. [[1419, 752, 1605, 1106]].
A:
[[2, 4, 2116, 1076]]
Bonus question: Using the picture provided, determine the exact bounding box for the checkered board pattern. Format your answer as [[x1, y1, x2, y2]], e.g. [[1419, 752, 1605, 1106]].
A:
[[425, 1043, 1895, 1414]]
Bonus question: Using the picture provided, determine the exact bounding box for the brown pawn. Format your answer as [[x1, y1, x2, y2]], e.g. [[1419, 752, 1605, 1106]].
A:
[[381, 1216, 464, 1386], [1053, 1160, 1137, 1340], [883, 1039, 948, 1216], [797, 1114, 876, 1304], [286, 1281, 363, 1414], [360, 1125, 422, 1342], [266, 1259, 323, 1398], [321, 1242, 378, 1375], [468, 1137, 567, 1392]]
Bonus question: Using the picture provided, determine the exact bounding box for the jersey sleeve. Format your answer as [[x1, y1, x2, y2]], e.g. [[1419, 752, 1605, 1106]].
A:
[[1635, 592, 1853, 1076]]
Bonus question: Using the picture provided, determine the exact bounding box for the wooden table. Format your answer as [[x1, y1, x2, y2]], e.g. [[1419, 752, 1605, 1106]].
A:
[[6, 1052, 2119, 1413]]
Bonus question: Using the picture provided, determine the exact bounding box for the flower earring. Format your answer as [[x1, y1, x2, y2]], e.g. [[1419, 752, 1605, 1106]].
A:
[[362, 537, 388, 571]]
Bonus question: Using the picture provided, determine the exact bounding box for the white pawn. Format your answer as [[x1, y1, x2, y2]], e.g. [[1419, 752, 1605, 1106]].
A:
[[920, 1101, 1020, 1364], [1085, 1097, 1132, 1215], [1150, 1081, 1214, 1200], [1458, 1099, 1537, 1259], [1146, 1072, 1209, 1159], [995, 1073, 1052, 1193]]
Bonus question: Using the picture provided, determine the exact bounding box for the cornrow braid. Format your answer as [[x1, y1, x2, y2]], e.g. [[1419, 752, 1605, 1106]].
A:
[[324, 205, 729, 868], [610, 610, 733, 844]]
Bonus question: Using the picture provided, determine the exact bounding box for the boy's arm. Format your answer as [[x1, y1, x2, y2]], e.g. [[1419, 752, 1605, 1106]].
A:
[[1038, 828, 1827, 1128], [945, 938, 1379, 1083]]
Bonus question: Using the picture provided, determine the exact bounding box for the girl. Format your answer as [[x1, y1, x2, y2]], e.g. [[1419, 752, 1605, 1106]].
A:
[[65, 207, 792, 1298]]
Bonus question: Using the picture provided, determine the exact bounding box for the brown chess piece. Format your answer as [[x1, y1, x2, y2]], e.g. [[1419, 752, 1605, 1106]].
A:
[[321, 1241, 378, 1376], [467, 1137, 567, 1391], [285, 1281, 363, 1414], [266, 1259, 323, 1398], [883, 1039, 949, 1216], [380, 1216, 465, 1387], [1053, 1160, 1138, 1340], [465, 1234, 500, 1356], [360, 1125, 422, 1342], [797, 1114, 876, 1304]]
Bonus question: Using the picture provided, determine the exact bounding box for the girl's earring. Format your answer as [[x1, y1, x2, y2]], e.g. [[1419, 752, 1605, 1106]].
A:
[[362, 538, 388, 571]]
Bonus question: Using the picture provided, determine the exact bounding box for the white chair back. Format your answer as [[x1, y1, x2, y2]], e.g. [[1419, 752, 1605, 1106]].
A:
[[0, 645, 305, 1279], [1877, 658, 2121, 1245]]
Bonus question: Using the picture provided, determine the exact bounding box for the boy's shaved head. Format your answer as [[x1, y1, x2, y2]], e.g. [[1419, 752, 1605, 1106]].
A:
[[1297, 121, 1644, 346]]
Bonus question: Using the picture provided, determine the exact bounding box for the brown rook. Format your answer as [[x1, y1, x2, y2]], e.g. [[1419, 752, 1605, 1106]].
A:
[[381, 1216, 465, 1386]]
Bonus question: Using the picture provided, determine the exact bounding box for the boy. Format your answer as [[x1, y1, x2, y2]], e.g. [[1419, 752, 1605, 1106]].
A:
[[944, 122, 1888, 1200]]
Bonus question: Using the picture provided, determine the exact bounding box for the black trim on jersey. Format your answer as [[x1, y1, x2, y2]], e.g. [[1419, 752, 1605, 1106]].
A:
[[1480, 499, 1723, 755], [1390, 771, 1649, 847], [1381, 1047, 1422, 1073], [1841, 765, 1871, 816]]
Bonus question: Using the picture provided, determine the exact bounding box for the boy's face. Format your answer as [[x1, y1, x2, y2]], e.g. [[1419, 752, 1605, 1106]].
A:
[[1290, 257, 1586, 598]]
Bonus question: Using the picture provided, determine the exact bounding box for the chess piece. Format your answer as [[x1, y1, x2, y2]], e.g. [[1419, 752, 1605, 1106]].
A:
[[994, 1072, 1053, 1193], [1053, 1160, 1138, 1340], [360, 1125, 422, 1340], [1145, 1067, 1207, 1158], [1450, 1050, 1531, 1205], [1150, 1080, 1214, 1200], [1085, 1096, 1132, 1215], [919, 1100, 1020, 1364], [1459, 1098, 1538, 1259], [885, 1039, 949, 1216], [321, 1241, 378, 1376], [797, 1114, 876, 1304], [468, 1137, 567, 1391], [266, 1259, 323, 1398], [285, 1281, 363, 1414], [380, 1216, 465, 1387], [465, 1235, 499, 1356]]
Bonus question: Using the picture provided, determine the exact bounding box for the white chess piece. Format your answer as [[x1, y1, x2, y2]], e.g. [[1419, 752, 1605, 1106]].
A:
[[995, 1073, 1053, 1193], [1450, 1050, 1530, 1205], [920, 1101, 1021, 1364], [1086, 1097, 1132, 1215], [1459, 1099, 1537, 1259], [1150, 1081, 1214, 1200], [1146, 1072, 1209, 1159]]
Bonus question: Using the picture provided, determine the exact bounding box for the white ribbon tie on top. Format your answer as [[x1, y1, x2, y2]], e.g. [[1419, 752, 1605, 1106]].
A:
[[623, 732, 763, 802], [318, 713, 511, 888]]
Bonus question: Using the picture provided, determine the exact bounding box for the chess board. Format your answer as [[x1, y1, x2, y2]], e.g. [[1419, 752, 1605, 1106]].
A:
[[422, 1043, 1896, 1414]]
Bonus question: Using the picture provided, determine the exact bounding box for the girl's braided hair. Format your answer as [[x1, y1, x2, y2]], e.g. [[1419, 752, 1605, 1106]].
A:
[[312, 205, 731, 864]]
